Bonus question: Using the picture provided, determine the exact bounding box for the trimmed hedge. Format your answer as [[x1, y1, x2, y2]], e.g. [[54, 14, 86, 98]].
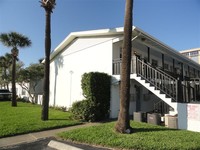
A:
[[71, 72, 111, 122], [70, 99, 96, 122]]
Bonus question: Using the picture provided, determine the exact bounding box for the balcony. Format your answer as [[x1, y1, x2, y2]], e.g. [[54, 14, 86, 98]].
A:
[[112, 56, 200, 103], [112, 57, 136, 75]]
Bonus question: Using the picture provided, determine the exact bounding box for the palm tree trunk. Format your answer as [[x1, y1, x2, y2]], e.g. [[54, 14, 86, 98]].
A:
[[115, 0, 133, 133], [41, 9, 51, 121], [12, 56, 17, 107]]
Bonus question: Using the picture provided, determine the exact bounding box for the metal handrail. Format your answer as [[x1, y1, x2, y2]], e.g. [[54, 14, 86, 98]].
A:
[[112, 57, 178, 101], [136, 57, 178, 102], [156, 66, 177, 81], [154, 100, 171, 115], [112, 57, 200, 103]]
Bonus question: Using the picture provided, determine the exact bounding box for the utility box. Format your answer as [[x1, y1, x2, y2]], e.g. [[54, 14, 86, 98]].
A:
[[133, 112, 147, 122], [147, 113, 161, 125], [165, 115, 178, 129]]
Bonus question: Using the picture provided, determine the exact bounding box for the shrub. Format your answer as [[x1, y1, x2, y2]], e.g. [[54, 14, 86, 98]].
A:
[[70, 99, 96, 122], [71, 72, 111, 122]]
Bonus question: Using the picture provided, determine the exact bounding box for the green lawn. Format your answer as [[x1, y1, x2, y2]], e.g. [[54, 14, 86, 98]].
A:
[[59, 121, 200, 150], [0, 101, 81, 138]]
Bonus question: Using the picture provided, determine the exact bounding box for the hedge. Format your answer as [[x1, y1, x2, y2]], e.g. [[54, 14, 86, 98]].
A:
[[71, 72, 111, 122]]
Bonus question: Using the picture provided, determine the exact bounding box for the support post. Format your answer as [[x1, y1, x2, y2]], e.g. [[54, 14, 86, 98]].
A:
[[162, 54, 164, 70], [177, 78, 183, 102], [147, 47, 150, 63], [132, 55, 137, 74], [172, 59, 175, 72]]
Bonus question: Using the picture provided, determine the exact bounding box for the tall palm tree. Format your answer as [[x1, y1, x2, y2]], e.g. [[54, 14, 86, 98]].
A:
[[115, 0, 133, 133], [0, 32, 31, 107], [40, 0, 56, 121], [0, 53, 12, 89]]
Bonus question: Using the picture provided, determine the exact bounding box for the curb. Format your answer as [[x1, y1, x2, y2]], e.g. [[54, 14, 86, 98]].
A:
[[48, 140, 83, 150]]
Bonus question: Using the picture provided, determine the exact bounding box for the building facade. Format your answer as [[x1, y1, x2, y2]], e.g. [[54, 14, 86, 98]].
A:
[[180, 48, 200, 64], [49, 27, 200, 132]]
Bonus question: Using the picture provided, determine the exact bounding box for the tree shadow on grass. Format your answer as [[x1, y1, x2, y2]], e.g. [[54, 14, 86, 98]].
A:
[[49, 119, 69, 121], [133, 127, 177, 133]]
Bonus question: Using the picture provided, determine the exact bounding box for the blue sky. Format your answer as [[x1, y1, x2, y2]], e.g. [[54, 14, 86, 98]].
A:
[[0, 0, 199, 67]]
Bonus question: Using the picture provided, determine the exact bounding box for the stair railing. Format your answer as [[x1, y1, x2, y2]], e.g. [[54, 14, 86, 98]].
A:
[[136, 57, 178, 102], [154, 100, 171, 115]]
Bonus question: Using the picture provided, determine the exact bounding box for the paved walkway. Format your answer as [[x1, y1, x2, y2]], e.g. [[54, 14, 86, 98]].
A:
[[0, 123, 99, 148]]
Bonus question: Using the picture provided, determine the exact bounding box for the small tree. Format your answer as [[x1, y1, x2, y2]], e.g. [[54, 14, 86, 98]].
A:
[[17, 63, 44, 103], [0, 53, 12, 89]]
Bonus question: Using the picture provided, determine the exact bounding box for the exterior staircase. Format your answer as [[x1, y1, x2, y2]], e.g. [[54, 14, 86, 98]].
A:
[[113, 56, 200, 116], [132, 74, 177, 113], [132, 57, 178, 113]]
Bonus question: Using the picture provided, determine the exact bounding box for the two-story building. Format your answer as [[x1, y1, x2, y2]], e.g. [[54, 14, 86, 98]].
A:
[[49, 26, 200, 132]]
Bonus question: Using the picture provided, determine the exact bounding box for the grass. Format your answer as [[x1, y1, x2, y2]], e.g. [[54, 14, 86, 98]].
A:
[[59, 121, 200, 150], [0, 101, 81, 138]]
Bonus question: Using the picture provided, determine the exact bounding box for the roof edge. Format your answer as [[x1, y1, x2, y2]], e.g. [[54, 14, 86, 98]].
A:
[[50, 26, 137, 61]]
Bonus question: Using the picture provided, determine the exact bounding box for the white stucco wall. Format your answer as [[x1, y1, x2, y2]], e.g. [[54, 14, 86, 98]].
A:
[[178, 103, 200, 132], [8, 83, 29, 100], [49, 34, 199, 121], [109, 77, 159, 118], [50, 37, 113, 109], [110, 84, 120, 118], [177, 103, 187, 130]]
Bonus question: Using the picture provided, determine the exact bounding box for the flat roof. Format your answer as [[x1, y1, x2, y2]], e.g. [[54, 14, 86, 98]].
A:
[[180, 48, 200, 53]]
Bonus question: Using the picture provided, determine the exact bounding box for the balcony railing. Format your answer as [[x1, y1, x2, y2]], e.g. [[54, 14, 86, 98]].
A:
[[113, 58, 122, 75], [136, 58, 178, 102], [112, 56, 200, 103], [113, 56, 178, 102], [113, 57, 136, 75]]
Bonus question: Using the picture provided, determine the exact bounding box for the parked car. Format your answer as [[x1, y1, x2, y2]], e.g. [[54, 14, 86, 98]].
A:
[[0, 89, 12, 101]]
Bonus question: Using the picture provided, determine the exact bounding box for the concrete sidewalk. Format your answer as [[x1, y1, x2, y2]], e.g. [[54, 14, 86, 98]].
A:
[[0, 123, 99, 148]]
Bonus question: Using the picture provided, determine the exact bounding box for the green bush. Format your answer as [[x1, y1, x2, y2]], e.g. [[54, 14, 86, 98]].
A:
[[70, 99, 96, 122], [71, 72, 111, 122]]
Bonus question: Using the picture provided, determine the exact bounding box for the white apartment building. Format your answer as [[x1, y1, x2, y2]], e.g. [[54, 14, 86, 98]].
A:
[[180, 48, 200, 64], [49, 26, 200, 132]]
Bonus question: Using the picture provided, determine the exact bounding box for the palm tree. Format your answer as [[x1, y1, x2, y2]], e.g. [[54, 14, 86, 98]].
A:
[[0, 32, 31, 107], [40, 0, 56, 121], [115, 0, 133, 133], [0, 53, 12, 89]]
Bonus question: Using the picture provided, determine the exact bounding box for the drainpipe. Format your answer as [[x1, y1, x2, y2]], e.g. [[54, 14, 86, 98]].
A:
[[69, 70, 73, 108]]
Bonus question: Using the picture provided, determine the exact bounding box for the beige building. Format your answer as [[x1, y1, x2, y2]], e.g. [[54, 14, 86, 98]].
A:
[[180, 48, 200, 64]]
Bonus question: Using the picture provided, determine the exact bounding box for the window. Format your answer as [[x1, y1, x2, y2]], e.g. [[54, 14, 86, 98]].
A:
[[164, 63, 169, 70], [190, 51, 198, 57], [170, 66, 173, 72], [152, 59, 158, 67], [182, 52, 189, 57]]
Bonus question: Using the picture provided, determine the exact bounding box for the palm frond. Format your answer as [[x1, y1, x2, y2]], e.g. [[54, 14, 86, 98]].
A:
[[40, 0, 56, 12], [0, 32, 32, 48]]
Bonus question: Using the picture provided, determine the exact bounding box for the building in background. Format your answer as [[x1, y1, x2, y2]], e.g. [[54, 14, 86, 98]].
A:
[[180, 48, 200, 64]]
